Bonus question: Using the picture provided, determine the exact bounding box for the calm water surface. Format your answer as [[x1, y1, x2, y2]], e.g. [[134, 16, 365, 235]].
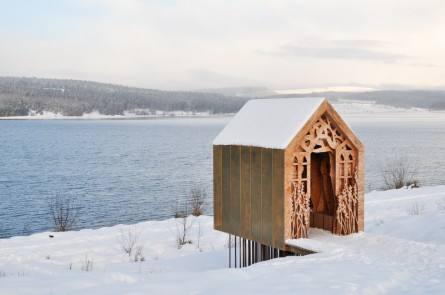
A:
[[1, 116, 444, 237]]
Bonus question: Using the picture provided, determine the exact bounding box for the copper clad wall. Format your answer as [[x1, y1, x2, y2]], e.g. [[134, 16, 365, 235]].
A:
[[213, 145, 285, 250]]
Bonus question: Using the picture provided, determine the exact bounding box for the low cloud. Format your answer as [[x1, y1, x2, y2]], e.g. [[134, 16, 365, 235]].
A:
[[274, 39, 408, 63], [186, 70, 263, 89]]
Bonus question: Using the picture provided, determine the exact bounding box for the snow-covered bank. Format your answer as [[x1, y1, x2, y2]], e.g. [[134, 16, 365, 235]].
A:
[[332, 101, 428, 114], [332, 101, 445, 122], [1, 186, 445, 294]]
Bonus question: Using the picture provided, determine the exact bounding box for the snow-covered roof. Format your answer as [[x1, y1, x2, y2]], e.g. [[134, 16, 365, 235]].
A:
[[213, 97, 326, 149]]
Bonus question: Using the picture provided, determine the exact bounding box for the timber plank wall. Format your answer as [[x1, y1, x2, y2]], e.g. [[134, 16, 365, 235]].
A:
[[214, 145, 286, 250]]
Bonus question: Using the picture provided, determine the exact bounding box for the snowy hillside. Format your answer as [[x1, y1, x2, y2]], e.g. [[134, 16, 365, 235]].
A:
[[332, 99, 428, 114], [1, 186, 444, 294]]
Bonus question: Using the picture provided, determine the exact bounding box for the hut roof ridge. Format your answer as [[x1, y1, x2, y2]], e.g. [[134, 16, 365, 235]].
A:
[[213, 97, 326, 149]]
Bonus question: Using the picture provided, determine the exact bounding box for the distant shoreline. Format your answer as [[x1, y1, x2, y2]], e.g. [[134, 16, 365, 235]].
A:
[[0, 112, 235, 121], [1, 107, 443, 121]]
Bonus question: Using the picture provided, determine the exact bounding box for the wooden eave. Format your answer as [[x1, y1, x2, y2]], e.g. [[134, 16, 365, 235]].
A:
[[285, 99, 364, 152]]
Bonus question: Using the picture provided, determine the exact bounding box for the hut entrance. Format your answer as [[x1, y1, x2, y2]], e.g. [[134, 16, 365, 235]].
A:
[[310, 152, 335, 232]]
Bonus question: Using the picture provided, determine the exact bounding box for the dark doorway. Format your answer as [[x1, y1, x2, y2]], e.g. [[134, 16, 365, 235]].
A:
[[310, 152, 335, 231]]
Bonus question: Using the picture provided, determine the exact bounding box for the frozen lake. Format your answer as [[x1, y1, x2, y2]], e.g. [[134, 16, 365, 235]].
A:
[[0, 113, 444, 237]]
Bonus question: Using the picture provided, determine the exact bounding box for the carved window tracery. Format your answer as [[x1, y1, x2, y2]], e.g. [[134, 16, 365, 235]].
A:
[[301, 115, 344, 152], [333, 168, 359, 235], [290, 155, 310, 238]]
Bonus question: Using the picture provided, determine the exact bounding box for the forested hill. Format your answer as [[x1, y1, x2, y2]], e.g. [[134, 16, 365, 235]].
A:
[[0, 77, 249, 117], [1, 77, 444, 117]]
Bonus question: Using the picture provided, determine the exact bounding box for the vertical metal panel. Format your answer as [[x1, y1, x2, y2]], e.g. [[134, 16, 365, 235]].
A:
[[213, 145, 222, 230], [230, 145, 241, 235], [221, 145, 231, 233], [272, 149, 285, 250], [250, 147, 262, 242], [234, 235, 237, 268], [240, 146, 251, 238], [261, 148, 273, 246]]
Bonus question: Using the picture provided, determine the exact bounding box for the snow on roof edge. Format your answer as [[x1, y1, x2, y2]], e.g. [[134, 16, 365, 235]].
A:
[[213, 97, 326, 149]]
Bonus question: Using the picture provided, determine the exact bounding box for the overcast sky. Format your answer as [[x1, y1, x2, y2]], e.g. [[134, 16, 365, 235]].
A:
[[1, 0, 444, 90]]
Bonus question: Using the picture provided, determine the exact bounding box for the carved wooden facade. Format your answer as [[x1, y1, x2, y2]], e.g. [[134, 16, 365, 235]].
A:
[[286, 114, 361, 239], [214, 98, 364, 254]]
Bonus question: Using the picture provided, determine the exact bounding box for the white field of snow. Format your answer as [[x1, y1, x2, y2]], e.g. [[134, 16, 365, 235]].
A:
[[331, 102, 445, 123], [0, 186, 444, 294]]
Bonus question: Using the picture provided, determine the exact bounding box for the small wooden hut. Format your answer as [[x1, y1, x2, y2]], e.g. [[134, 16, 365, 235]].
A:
[[213, 97, 364, 265]]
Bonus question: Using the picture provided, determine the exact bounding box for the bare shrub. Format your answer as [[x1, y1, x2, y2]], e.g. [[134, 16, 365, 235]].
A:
[[118, 227, 145, 261], [381, 156, 419, 189], [0, 270, 30, 277], [171, 185, 207, 249], [134, 245, 145, 262], [196, 218, 204, 251], [172, 200, 193, 249], [172, 215, 194, 249], [225, 235, 235, 249], [189, 186, 206, 216], [49, 196, 80, 232], [22, 223, 31, 236], [437, 198, 445, 210], [81, 253, 93, 271], [407, 200, 426, 215]]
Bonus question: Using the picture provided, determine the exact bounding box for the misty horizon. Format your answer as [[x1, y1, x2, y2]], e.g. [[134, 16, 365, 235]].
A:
[[1, 1, 444, 91]]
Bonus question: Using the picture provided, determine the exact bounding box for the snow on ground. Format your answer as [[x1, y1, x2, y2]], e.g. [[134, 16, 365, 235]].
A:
[[332, 100, 428, 114], [331, 102, 445, 122], [1, 186, 445, 294]]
